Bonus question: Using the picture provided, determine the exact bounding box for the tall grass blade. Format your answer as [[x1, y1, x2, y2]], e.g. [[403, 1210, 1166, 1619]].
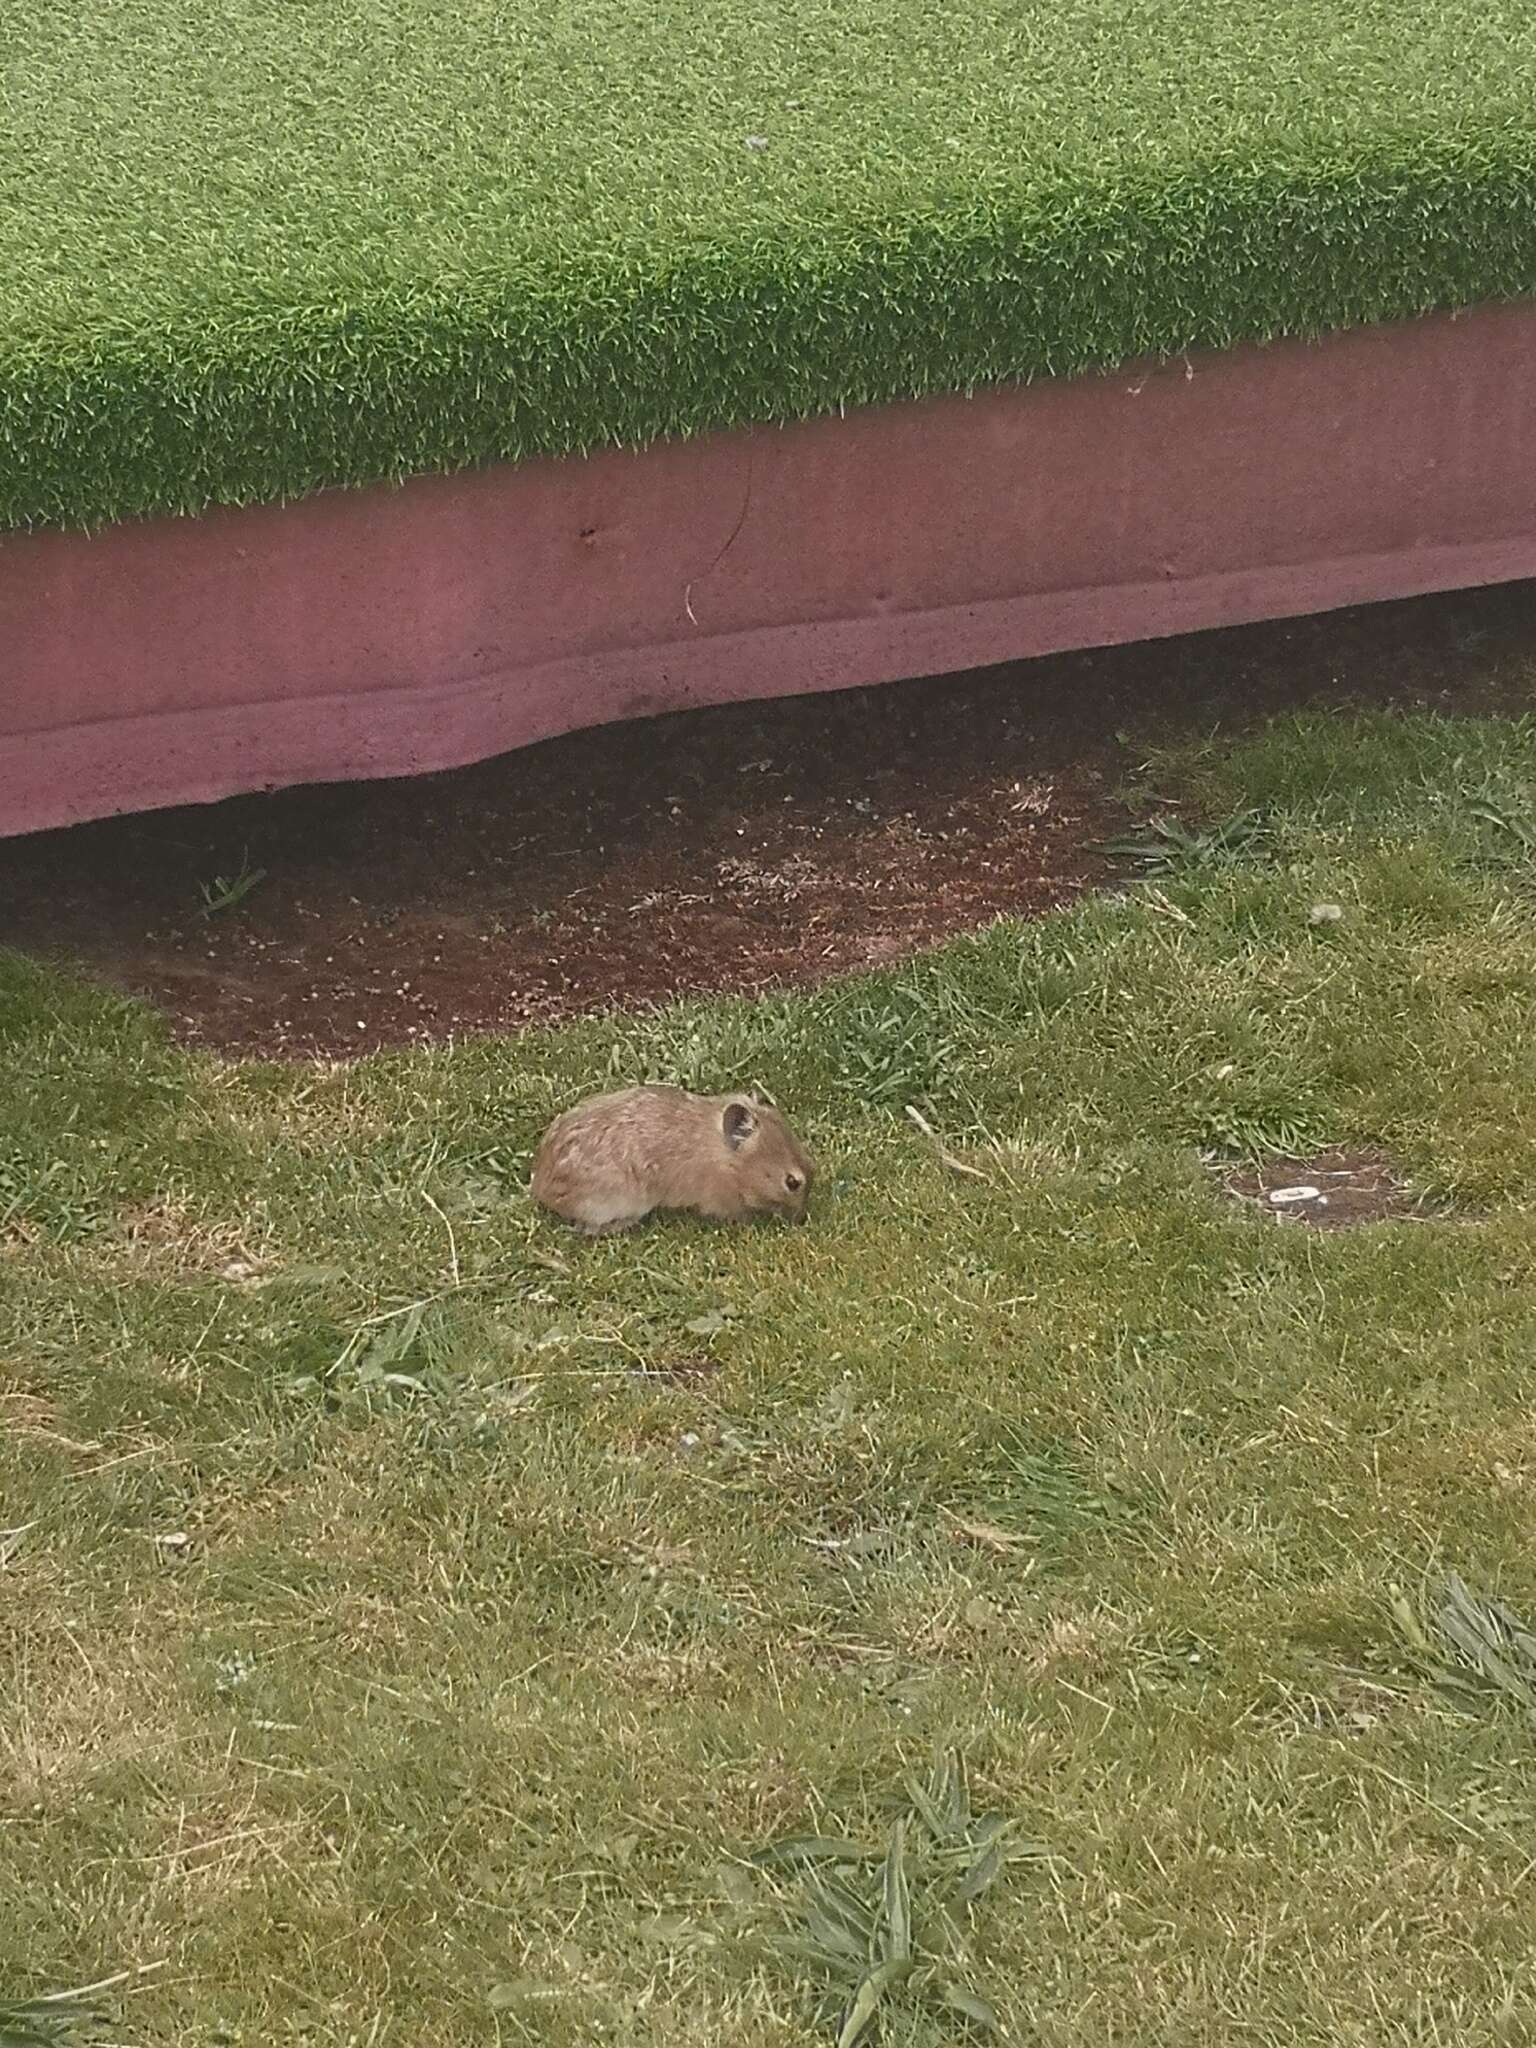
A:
[[837, 1959, 913, 2048], [882, 1820, 912, 1964]]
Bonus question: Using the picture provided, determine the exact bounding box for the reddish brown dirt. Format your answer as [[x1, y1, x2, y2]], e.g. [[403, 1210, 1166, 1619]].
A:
[[1, 581, 1532, 1059], [1222, 1149, 1430, 1228]]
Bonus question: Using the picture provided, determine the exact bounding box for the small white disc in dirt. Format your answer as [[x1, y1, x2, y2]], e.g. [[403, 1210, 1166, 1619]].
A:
[[1268, 1185, 1321, 1205]]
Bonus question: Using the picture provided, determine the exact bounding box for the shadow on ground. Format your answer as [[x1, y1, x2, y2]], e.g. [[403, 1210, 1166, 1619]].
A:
[[2, 581, 1532, 1056]]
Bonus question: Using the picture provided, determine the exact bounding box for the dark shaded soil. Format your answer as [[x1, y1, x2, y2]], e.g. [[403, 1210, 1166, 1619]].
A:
[[1222, 1149, 1430, 1228], [1, 580, 1533, 1058]]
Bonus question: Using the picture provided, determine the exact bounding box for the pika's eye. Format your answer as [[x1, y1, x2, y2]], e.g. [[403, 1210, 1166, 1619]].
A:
[[785, 1172, 804, 1192]]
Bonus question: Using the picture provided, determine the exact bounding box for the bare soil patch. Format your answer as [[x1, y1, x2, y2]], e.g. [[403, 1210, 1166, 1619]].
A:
[[1, 581, 1532, 1058], [1223, 1148, 1429, 1228]]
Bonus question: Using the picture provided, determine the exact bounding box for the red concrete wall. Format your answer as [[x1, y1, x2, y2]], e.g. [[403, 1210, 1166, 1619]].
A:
[[4, 301, 1536, 837]]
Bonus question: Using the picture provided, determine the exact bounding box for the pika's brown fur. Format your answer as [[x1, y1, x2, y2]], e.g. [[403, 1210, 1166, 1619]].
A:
[[531, 1085, 814, 1233]]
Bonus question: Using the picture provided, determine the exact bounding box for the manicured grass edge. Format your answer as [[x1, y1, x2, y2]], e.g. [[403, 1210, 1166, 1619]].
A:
[[6, 135, 1536, 531]]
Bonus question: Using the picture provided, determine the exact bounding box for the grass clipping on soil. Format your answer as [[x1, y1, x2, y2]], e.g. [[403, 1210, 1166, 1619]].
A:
[[7, 0, 1536, 529]]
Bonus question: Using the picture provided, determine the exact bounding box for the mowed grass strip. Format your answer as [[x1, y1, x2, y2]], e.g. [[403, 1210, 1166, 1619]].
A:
[[7, 0, 1536, 528], [2, 702, 1536, 2042]]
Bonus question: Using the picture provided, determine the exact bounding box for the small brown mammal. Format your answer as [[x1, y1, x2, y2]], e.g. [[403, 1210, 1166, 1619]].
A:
[[531, 1085, 814, 1233]]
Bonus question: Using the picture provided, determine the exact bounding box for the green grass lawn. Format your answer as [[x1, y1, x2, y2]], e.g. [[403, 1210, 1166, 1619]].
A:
[[6, 0, 1536, 529], [4, 699, 1536, 2043]]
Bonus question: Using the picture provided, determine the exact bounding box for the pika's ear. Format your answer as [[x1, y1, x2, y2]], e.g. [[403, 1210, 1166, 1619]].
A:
[[722, 1101, 757, 1149]]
